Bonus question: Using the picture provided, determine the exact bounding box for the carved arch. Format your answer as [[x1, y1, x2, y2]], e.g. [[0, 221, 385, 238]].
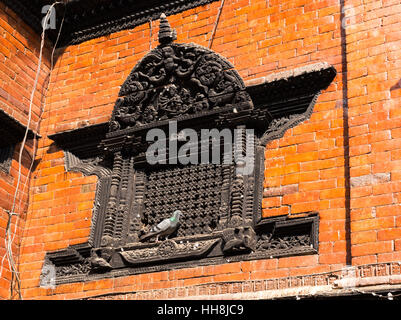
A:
[[109, 16, 252, 132]]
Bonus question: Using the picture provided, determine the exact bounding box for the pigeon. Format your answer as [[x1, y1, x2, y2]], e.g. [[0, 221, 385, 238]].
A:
[[140, 210, 182, 242]]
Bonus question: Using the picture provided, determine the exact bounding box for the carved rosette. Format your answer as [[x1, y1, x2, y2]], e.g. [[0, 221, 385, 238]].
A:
[[157, 239, 178, 257]]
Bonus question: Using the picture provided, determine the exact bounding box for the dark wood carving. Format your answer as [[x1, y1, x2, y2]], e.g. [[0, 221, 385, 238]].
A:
[[64, 151, 112, 248], [44, 15, 336, 284], [44, 214, 319, 283], [1, 0, 220, 47], [109, 15, 251, 132]]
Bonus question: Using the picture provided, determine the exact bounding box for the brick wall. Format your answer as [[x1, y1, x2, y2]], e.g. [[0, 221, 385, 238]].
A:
[[0, 3, 51, 299], [345, 0, 401, 265], [0, 0, 399, 299]]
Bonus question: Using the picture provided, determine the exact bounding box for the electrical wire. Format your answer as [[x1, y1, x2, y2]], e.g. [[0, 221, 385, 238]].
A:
[[208, 0, 226, 49], [149, 19, 153, 51], [12, 2, 66, 253], [5, 5, 51, 300], [0, 1, 65, 300], [10, 2, 66, 299]]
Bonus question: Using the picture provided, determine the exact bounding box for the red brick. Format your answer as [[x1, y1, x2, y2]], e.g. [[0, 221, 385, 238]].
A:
[[352, 231, 377, 244], [262, 206, 289, 217], [250, 269, 289, 280], [352, 255, 378, 266], [213, 272, 249, 282], [351, 217, 394, 232], [376, 204, 401, 217], [318, 253, 347, 265], [377, 228, 401, 240], [277, 255, 318, 268], [352, 241, 393, 257]]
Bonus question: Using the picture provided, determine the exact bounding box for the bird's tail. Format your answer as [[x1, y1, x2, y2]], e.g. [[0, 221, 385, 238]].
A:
[[139, 231, 158, 242]]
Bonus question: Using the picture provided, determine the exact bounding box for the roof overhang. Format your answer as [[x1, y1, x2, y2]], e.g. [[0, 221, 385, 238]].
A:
[[0, 0, 219, 47]]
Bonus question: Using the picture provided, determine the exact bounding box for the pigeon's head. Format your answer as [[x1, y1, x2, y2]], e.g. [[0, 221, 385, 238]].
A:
[[171, 210, 182, 222]]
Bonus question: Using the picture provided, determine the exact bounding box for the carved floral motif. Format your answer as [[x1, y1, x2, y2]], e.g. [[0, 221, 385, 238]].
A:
[[256, 234, 311, 251], [55, 259, 91, 277], [120, 239, 219, 264], [109, 16, 251, 131]]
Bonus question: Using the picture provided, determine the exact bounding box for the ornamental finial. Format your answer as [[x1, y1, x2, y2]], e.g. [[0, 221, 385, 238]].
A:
[[158, 13, 177, 45]]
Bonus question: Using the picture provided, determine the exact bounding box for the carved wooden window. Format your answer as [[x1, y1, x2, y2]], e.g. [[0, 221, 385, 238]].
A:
[[45, 14, 336, 284]]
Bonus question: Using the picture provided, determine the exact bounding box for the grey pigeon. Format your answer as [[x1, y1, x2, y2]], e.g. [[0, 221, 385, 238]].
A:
[[140, 210, 182, 242]]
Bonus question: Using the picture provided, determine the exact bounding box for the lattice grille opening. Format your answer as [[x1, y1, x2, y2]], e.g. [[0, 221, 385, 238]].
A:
[[144, 163, 224, 237]]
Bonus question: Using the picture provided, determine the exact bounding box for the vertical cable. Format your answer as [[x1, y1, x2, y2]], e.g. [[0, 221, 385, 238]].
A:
[[149, 19, 153, 51], [13, 2, 66, 250], [0, 1, 65, 300], [208, 0, 226, 49]]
